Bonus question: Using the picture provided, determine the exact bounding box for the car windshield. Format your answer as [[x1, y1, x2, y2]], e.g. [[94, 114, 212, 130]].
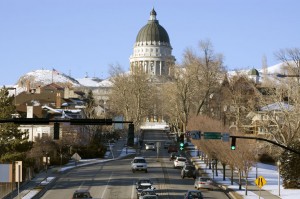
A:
[[143, 196, 157, 199], [141, 190, 156, 195], [138, 185, 152, 190], [138, 179, 152, 184], [73, 192, 91, 198], [186, 165, 195, 170], [134, 159, 146, 163], [188, 191, 202, 198], [178, 157, 186, 161], [199, 177, 211, 182]]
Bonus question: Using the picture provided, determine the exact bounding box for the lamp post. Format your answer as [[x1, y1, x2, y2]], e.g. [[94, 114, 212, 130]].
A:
[[211, 159, 217, 180], [277, 160, 281, 196]]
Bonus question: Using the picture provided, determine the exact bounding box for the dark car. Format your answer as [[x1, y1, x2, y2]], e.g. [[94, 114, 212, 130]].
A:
[[72, 190, 92, 199], [168, 144, 178, 153], [181, 164, 196, 179], [136, 183, 155, 198], [169, 152, 181, 161], [183, 190, 203, 199]]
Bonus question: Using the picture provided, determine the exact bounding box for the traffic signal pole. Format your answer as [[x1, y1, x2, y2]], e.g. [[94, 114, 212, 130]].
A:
[[231, 135, 300, 155]]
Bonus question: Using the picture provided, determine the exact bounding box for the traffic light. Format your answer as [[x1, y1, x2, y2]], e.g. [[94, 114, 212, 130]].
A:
[[179, 134, 184, 150], [127, 123, 134, 147], [179, 142, 184, 150], [53, 122, 60, 140], [231, 137, 236, 150]]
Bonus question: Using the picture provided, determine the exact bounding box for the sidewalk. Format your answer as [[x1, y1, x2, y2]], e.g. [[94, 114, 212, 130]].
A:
[[4, 138, 136, 199], [191, 156, 282, 199]]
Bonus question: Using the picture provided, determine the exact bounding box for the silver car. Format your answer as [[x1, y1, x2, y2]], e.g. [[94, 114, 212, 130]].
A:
[[173, 157, 186, 168], [194, 177, 213, 190], [145, 142, 155, 150], [131, 157, 148, 173]]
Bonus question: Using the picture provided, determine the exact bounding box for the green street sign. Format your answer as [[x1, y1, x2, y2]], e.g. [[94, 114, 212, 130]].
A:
[[204, 132, 222, 140]]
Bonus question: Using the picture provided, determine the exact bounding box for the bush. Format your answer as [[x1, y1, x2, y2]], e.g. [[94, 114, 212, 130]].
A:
[[77, 145, 106, 159], [258, 153, 275, 164]]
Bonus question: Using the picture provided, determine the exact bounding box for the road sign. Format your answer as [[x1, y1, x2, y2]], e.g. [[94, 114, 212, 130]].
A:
[[191, 130, 201, 140], [204, 132, 222, 140], [222, 132, 230, 142], [255, 176, 267, 188], [72, 153, 82, 161]]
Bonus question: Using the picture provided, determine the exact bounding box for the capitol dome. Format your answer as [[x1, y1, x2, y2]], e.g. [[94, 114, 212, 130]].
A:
[[135, 8, 170, 44], [130, 8, 175, 79]]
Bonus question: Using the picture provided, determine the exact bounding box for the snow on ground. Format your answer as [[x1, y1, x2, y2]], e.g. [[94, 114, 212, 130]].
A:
[[194, 155, 299, 199], [22, 146, 300, 199]]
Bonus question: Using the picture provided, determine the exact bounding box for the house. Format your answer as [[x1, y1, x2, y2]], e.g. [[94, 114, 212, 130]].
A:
[[14, 83, 87, 142]]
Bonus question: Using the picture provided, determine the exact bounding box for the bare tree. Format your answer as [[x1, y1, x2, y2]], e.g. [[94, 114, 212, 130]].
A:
[[108, 65, 155, 127]]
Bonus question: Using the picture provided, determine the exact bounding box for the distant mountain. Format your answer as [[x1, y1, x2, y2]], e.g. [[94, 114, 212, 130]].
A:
[[10, 63, 289, 95], [15, 69, 112, 89]]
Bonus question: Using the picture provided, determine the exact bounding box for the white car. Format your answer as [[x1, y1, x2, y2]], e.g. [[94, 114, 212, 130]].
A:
[[173, 157, 186, 168], [145, 142, 155, 150], [194, 177, 213, 190], [131, 157, 148, 173]]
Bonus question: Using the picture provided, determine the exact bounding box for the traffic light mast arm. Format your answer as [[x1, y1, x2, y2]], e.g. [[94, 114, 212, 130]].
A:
[[230, 135, 300, 155], [0, 118, 133, 125]]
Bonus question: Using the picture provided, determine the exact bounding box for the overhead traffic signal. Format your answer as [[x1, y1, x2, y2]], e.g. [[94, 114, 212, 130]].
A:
[[179, 134, 184, 150], [231, 137, 236, 150]]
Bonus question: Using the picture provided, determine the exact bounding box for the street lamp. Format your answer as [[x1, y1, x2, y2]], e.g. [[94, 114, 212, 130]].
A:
[[277, 160, 281, 196], [211, 159, 217, 180]]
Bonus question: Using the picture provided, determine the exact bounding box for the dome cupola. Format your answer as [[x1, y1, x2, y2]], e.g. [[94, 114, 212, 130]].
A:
[[135, 8, 170, 44]]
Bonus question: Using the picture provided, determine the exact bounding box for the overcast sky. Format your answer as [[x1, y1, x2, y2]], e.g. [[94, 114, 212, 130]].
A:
[[1, 0, 299, 85]]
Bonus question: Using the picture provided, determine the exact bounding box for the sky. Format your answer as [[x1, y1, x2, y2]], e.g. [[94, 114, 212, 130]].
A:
[[1, 0, 300, 86]]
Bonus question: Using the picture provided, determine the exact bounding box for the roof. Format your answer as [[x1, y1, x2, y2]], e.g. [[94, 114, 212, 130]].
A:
[[260, 102, 293, 111], [135, 8, 170, 44]]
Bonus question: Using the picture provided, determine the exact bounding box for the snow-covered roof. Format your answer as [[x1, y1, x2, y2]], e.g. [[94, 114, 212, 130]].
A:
[[260, 102, 293, 111], [76, 77, 113, 87]]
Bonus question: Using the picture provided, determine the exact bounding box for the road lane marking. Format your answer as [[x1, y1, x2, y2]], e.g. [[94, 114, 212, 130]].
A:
[[100, 171, 113, 199]]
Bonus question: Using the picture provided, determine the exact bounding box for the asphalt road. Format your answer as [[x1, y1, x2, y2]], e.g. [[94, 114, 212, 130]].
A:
[[41, 130, 230, 199]]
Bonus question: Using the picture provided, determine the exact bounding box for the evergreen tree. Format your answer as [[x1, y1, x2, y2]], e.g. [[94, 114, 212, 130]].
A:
[[280, 141, 300, 188], [0, 88, 32, 163]]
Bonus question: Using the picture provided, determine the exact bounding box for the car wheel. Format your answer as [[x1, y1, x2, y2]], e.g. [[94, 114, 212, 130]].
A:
[[145, 169, 148, 173]]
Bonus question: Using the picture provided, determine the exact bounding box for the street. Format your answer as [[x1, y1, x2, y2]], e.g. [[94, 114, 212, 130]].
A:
[[41, 130, 230, 199]]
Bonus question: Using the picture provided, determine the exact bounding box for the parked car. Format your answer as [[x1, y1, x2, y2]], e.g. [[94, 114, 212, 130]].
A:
[[183, 190, 203, 199], [145, 142, 155, 150], [72, 190, 92, 199], [181, 164, 196, 179], [136, 183, 155, 198], [194, 177, 213, 190], [131, 157, 148, 173], [168, 144, 178, 153], [139, 189, 158, 199], [173, 156, 186, 168]]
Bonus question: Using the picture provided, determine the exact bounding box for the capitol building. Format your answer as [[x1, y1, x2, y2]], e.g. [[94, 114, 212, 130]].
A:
[[130, 8, 176, 79]]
